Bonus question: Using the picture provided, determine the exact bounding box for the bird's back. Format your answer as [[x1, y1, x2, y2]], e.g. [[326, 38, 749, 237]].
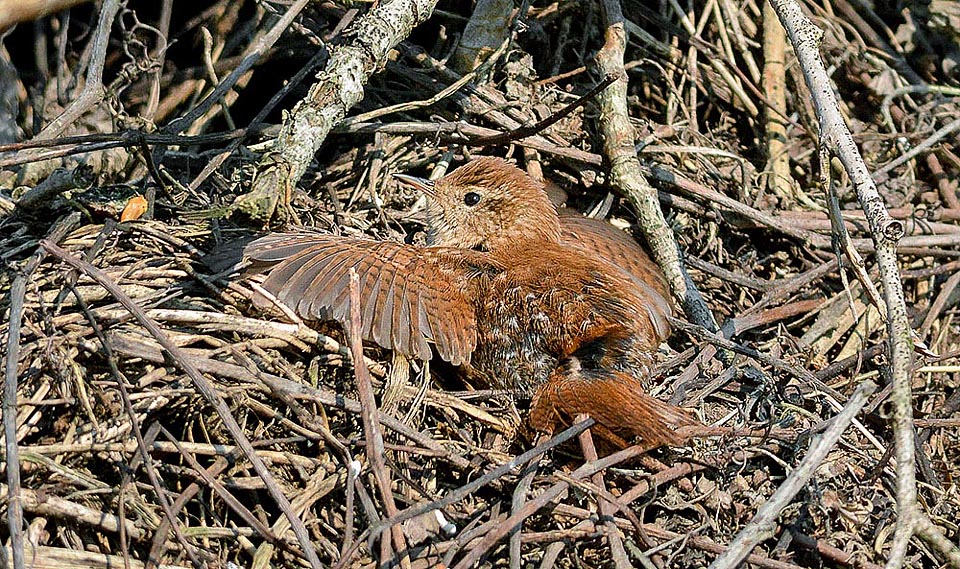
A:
[[558, 209, 671, 302], [466, 240, 670, 394]]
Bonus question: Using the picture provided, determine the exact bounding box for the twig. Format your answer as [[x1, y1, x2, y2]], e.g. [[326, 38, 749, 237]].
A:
[[156, 426, 278, 548], [509, 456, 540, 569], [707, 380, 876, 568], [13, 165, 95, 211], [346, 269, 410, 569], [370, 418, 595, 542], [761, 0, 793, 202], [450, 442, 658, 568], [69, 287, 206, 569], [162, 0, 310, 136], [3, 214, 79, 569], [873, 116, 960, 178], [4, 275, 26, 569], [34, 0, 121, 140], [468, 74, 619, 146], [577, 419, 631, 569], [822, 145, 886, 318]]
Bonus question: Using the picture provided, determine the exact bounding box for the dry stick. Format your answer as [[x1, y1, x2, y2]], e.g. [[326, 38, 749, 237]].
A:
[[147, 455, 234, 565], [668, 318, 835, 394], [536, 520, 592, 569], [450, 443, 658, 569], [188, 48, 328, 193], [761, 0, 792, 202], [37, 241, 324, 569], [14, 165, 96, 211], [3, 215, 79, 569], [918, 271, 960, 339], [236, 0, 442, 222], [823, 146, 886, 317], [339, 120, 602, 165], [594, 0, 721, 339], [927, 153, 960, 211], [508, 455, 540, 569], [34, 0, 120, 140], [4, 275, 26, 569], [707, 380, 876, 568], [577, 420, 631, 569], [346, 269, 410, 569], [0, 129, 255, 169], [554, 502, 838, 569], [69, 288, 206, 569], [913, 515, 960, 567], [787, 528, 885, 569], [468, 74, 619, 146], [370, 418, 595, 542], [156, 426, 278, 546], [0, 484, 146, 540], [439, 511, 511, 567], [341, 460, 359, 561], [873, 116, 960, 178], [104, 332, 469, 468], [768, 2, 960, 567]]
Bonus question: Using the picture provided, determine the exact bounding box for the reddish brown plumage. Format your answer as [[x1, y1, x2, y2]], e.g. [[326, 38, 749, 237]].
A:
[[245, 157, 698, 447]]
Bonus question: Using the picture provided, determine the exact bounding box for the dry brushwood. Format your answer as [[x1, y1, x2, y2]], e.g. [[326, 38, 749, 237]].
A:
[[1, 0, 959, 568]]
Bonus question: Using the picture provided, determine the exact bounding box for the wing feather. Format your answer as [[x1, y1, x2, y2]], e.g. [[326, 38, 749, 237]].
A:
[[245, 233, 493, 364]]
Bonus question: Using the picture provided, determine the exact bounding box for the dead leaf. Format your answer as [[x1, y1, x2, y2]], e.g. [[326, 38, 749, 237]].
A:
[[119, 195, 148, 222]]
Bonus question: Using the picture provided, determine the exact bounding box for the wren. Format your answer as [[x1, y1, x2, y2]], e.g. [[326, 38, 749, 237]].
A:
[[245, 157, 697, 447]]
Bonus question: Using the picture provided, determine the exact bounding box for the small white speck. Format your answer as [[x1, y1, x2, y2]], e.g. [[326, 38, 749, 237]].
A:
[[349, 460, 362, 477], [435, 510, 457, 535]]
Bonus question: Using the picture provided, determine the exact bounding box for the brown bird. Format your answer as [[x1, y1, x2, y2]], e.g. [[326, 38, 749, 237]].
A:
[[245, 157, 697, 447]]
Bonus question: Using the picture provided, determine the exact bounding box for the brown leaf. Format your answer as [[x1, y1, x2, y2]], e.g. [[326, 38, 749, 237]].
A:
[[119, 195, 148, 222]]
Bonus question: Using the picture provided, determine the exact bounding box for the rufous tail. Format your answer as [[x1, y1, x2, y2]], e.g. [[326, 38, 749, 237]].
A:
[[530, 361, 699, 448]]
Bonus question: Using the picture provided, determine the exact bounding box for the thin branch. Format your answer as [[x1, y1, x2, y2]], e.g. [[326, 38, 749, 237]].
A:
[[34, 0, 121, 140], [468, 74, 619, 146], [768, 2, 959, 566], [347, 269, 410, 569]]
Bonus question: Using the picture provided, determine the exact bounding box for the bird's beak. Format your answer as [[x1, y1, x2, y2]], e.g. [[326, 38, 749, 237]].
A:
[[394, 173, 436, 197]]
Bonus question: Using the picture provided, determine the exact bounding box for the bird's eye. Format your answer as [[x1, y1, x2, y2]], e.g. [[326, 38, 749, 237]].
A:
[[463, 191, 482, 206]]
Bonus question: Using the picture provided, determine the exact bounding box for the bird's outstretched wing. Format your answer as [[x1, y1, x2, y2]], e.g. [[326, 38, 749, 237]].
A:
[[245, 232, 497, 366]]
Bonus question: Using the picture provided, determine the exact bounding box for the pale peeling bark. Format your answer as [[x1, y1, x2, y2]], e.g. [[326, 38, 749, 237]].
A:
[[452, 0, 513, 75], [234, 0, 440, 222]]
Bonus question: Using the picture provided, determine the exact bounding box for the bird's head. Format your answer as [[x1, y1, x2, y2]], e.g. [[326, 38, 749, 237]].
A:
[[396, 157, 561, 251]]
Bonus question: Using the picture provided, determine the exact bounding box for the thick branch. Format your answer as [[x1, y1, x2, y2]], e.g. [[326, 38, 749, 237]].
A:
[[233, 0, 440, 222], [595, 0, 720, 335]]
